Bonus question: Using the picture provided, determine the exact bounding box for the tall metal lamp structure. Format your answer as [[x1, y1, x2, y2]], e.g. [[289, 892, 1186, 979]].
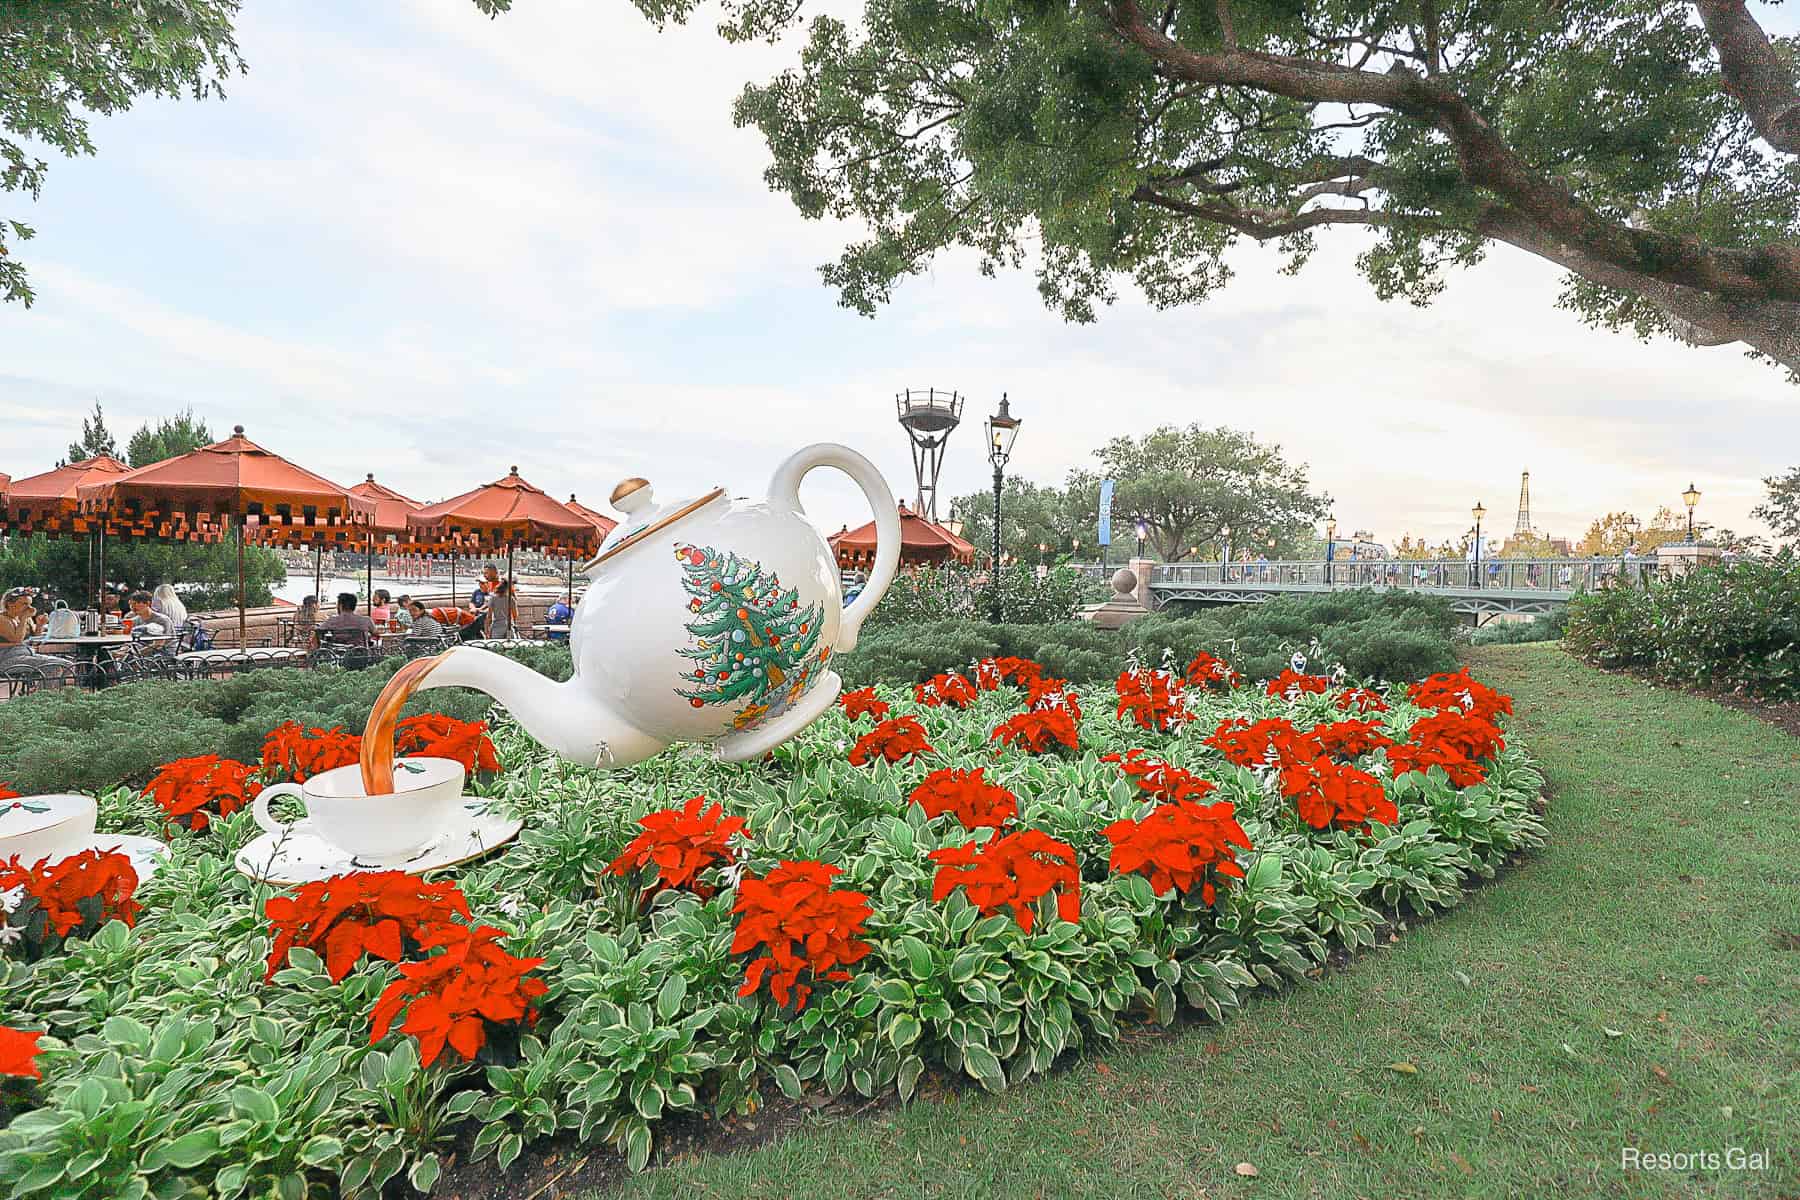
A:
[[896, 389, 964, 522], [1682, 482, 1701, 542], [985, 394, 1021, 622], [1472, 501, 1487, 588]]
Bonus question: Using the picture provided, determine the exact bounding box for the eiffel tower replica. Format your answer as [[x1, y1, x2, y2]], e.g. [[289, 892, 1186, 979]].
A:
[[1514, 471, 1532, 538]]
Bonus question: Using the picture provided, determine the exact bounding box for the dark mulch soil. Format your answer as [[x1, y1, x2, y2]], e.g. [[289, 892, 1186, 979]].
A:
[[1598, 663, 1800, 741], [431, 826, 1549, 1199]]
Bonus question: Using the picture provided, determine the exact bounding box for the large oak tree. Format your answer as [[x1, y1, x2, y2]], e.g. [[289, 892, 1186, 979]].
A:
[[630, 0, 1800, 378]]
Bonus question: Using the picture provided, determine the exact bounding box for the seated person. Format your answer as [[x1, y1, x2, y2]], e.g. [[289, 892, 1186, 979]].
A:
[[393, 595, 415, 631], [406, 601, 444, 638], [313, 592, 378, 648], [125, 590, 174, 637], [369, 589, 393, 626], [0, 587, 72, 680], [429, 604, 484, 642], [544, 597, 573, 641]]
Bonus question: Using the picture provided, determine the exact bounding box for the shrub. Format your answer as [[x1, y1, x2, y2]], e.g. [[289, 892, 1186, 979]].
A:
[[869, 564, 1087, 625], [0, 645, 571, 795], [1564, 552, 1800, 698], [1472, 615, 1563, 645]]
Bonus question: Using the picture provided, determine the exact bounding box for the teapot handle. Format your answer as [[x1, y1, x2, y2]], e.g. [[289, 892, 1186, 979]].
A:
[[768, 443, 899, 653]]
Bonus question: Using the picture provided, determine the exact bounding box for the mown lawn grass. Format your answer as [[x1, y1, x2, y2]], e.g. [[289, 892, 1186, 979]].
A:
[[596, 645, 1799, 1199]]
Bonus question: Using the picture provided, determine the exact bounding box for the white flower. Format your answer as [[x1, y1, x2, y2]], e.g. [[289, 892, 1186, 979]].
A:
[[0, 885, 22, 916], [718, 860, 747, 889], [0, 924, 20, 949], [496, 894, 526, 919]]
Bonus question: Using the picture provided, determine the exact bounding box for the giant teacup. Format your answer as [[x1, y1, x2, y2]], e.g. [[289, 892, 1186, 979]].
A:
[[254, 758, 465, 865]]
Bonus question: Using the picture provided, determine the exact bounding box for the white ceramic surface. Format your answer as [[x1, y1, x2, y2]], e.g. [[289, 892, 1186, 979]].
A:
[[235, 803, 522, 885], [253, 757, 466, 863], [410, 443, 902, 769], [0, 794, 98, 867]]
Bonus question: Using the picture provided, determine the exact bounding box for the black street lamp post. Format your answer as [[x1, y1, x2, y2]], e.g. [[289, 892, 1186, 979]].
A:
[[1472, 502, 1486, 588], [985, 395, 1021, 622], [1134, 516, 1148, 559], [1324, 516, 1337, 586], [1682, 483, 1701, 543]]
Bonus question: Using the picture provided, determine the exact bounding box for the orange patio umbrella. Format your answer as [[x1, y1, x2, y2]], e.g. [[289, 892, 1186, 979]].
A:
[[407, 468, 598, 615], [2, 454, 136, 606], [347, 473, 424, 605], [562, 494, 619, 604], [77, 426, 373, 646], [831, 500, 976, 569]]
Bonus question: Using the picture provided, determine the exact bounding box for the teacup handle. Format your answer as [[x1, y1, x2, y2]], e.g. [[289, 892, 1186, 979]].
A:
[[253, 782, 305, 837]]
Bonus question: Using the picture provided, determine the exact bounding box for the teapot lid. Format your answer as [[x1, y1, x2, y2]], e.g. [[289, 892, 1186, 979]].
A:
[[589, 477, 728, 568]]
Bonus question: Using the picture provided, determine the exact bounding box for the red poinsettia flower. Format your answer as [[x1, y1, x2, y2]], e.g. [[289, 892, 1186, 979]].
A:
[[1306, 718, 1396, 760], [990, 706, 1079, 755], [989, 656, 1044, 686], [1205, 717, 1320, 769], [1275, 756, 1398, 830], [0, 849, 142, 938], [607, 795, 748, 900], [731, 861, 872, 1009], [838, 687, 890, 724], [0, 1027, 44, 1078], [1265, 668, 1333, 700], [929, 830, 1080, 932], [909, 768, 1019, 830], [848, 716, 934, 766], [142, 754, 262, 831], [1335, 686, 1389, 714], [369, 923, 547, 1067], [1115, 667, 1191, 732], [972, 659, 1003, 691], [1182, 650, 1241, 691], [1407, 668, 1514, 724], [914, 672, 979, 709], [264, 870, 472, 982], [0, 784, 18, 802], [394, 714, 501, 775], [1104, 797, 1252, 903], [1101, 749, 1217, 803], [260, 721, 362, 783], [1387, 709, 1507, 787]]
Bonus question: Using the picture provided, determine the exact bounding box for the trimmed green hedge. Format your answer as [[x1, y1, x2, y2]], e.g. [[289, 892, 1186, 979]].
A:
[[0, 646, 572, 796], [838, 590, 1458, 688], [1564, 552, 1800, 698]]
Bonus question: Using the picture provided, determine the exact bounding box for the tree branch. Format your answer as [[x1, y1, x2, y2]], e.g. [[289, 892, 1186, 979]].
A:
[[1693, 0, 1800, 156]]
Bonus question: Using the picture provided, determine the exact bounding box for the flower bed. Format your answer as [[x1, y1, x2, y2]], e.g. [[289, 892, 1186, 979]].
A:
[[0, 654, 1545, 1195]]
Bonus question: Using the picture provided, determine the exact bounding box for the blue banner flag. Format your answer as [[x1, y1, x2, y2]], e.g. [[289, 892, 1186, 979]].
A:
[[1097, 478, 1115, 546]]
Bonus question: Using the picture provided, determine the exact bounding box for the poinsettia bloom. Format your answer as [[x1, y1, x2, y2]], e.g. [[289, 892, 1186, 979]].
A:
[[1104, 798, 1251, 903], [1387, 709, 1507, 787], [1335, 686, 1389, 714], [260, 721, 362, 782], [991, 706, 1079, 755], [607, 794, 749, 899], [1205, 717, 1320, 769], [838, 687, 890, 723], [142, 754, 262, 831], [731, 861, 872, 1009], [1101, 750, 1217, 803], [0, 849, 141, 938], [0, 1027, 44, 1078], [1276, 757, 1397, 830], [264, 870, 471, 982], [1306, 719, 1396, 760], [1182, 650, 1241, 691], [394, 714, 501, 775], [915, 672, 978, 709], [909, 768, 1019, 830], [1115, 668, 1191, 732], [929, 829, 1080, 932], [990, 656, 1044, 686], [1407, 668, 1513, 724], [848, 716, 934, 766], [369, 923, 547, 1066], [0, 784, 18, 802], [1265, 668, 1332, 700], [972, 659, 1003, 690]]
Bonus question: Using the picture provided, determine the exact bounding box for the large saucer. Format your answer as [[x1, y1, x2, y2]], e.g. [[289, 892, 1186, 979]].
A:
[[235, 800, 521, 886]]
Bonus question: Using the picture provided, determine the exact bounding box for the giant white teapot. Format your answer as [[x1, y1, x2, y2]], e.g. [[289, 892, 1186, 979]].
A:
[[399, 444, 900, 767]]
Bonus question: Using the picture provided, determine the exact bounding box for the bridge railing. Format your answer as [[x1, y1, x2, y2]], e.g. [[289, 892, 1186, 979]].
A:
[[1150, 557, 1661, 594]]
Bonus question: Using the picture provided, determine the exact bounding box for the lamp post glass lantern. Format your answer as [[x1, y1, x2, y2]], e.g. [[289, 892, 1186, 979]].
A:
[[1682, 482, 1701, 542], [1471, 502, 1487, 587], [985, 394, 1021, 622], [1133, 516, 1148, 559]]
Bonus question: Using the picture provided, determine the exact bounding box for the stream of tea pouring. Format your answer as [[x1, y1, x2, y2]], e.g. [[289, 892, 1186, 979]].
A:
[[359, 654, 447, 795]]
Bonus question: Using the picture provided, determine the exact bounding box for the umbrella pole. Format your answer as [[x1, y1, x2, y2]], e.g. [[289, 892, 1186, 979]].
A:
[[450, 556, 457, 612], [313, 542, 322, 601], [97, 522, 107, 611], [236, 521, 247, 649], [365, 532, 374, 605], [567, 553, 574, 604]]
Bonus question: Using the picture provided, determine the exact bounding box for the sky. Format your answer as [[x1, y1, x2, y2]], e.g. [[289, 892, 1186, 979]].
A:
[[1, 0, 1796, 551]]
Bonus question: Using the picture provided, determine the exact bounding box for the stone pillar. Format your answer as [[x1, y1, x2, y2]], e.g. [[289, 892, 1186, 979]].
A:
[[1129, 557, 1156, 610], [1654, 543, 1722, 579]]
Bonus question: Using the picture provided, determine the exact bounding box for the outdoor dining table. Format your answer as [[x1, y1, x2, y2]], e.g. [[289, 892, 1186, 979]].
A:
[[29, 634, 175, 688]]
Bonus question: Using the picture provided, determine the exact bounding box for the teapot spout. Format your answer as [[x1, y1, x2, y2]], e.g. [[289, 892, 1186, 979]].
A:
[[420, 646, 667, 768]]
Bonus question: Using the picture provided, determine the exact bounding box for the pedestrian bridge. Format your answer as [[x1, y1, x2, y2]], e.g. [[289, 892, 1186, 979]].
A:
[[1144, 558, 1654, 620]]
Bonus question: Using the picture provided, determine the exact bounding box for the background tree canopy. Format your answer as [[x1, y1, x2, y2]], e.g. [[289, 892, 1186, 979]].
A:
[[622, 0, 1800, 378], [951, 422, 1327, 562]]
